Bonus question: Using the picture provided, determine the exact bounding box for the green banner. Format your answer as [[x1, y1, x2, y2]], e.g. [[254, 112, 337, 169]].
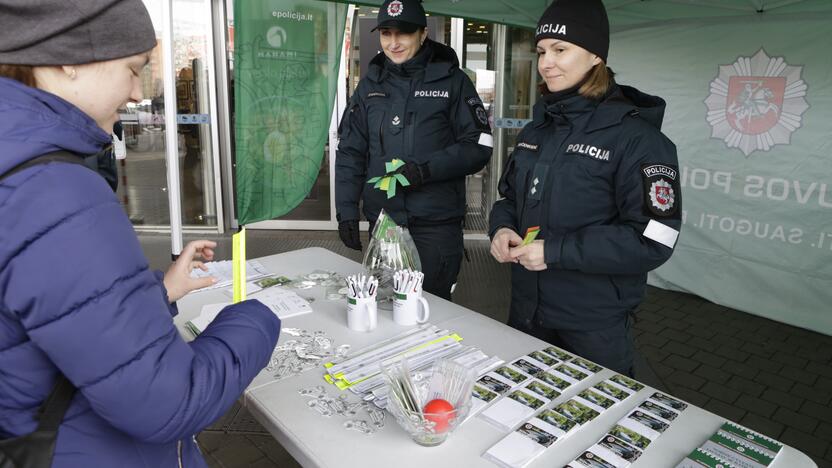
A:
[[235, 0, 347, 225], [610, 16, 832, 334]]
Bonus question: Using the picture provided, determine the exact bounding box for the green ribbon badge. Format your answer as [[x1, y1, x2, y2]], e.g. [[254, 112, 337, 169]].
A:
[[367, 158, 410, 199]]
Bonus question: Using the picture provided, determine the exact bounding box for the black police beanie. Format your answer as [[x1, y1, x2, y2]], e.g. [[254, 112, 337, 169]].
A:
[[373, 0, 427, 33], [535, 0, 610, 62]]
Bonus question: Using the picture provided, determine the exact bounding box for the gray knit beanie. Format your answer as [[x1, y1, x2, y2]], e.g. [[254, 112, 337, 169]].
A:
[[0, 0, 157, 65]]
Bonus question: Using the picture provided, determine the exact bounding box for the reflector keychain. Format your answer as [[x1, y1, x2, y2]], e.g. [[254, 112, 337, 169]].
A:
[[522, 226, 540, 246]]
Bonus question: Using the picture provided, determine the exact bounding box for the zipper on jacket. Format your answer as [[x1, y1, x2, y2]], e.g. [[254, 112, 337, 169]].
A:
[[178, 440, 184, 468], [378, 115, 385, 154]]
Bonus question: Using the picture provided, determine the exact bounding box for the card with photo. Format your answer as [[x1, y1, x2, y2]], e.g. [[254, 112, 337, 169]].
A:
[[494, 365, 531, 385], [541, 346, 573, 362], [650, 392, 688, 411], [536, 409, 578, 434], [512, 358, 545, 376], [538, 371, 572, 391], [594, 381, 632, 402], [609, 424, 653, 450], [507, 390, 546, 410], [571, 357, 604, 374], [478, 374, 513, 395], [528, 350, 559, 367], [524, 380, 560, 401], [610, 374, 644, 392], [598, 434, 642, 462], [572, 450, 618, 468], [516, 421, 558, 448], [627, 410, 670, 433], [578, 389, 616, 410], [639, 400, 678, 422], [554, 363, 589, 382], [556, 399, 600, 425], [473, 384, 500, 403]]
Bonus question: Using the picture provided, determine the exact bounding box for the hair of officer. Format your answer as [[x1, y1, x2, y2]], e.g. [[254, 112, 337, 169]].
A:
[[0, 64, 36, 88], [538, 63, 615, 100], [580, 63, 615, 99]]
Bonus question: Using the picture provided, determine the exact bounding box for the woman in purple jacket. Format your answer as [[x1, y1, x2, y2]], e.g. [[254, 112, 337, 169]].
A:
[[0, 1, 281, 466]]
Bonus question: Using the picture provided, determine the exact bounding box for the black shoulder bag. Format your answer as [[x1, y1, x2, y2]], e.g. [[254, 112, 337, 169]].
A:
[[0, 151, 81, 468]]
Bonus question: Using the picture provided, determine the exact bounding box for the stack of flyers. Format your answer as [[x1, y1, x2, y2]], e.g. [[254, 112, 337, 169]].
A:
[[566, 450, 626, 468], [541, 346, 574, 362], [554, 398, 601, 426], [675, 448, 738, 468], [625, 409, 670, 434], [526, 350, 560, 369], [593, 380, 634, 403], [477, 374, 514, 396], [471, 384, 501, 414], [698, 431, 776, 468], [677, 422, 784, 468], [627, 391, 689, 434], [492, 365, 533, 386], [577, 388, 617, 411], [523, 379, 561, 401], [570, 357, 604, 375], [511, 357, 546, 377], [717, 422, 783, 460], [480, 387, 549, 431], [609, 422, 656, 453], [609, 374, 645, 392], [483, 409, 577, 468], [537, 370, 573, 393], [483, 418, 563, 468], [551, 362, 590, 385]]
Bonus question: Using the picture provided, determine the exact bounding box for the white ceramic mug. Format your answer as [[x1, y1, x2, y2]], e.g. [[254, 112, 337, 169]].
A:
[[347, 297, 378, 332], [393, 291, 430, 326]]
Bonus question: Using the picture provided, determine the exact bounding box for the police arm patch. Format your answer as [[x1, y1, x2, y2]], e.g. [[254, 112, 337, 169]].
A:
[[466, 96, 490, 130], [641, 163, 680, 218]]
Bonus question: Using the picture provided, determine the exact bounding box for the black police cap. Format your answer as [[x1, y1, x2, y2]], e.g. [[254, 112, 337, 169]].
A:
[[372, 0, 427, 32]]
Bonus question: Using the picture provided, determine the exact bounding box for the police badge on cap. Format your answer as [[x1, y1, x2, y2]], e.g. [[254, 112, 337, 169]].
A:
[[372, 0, 427, 33]]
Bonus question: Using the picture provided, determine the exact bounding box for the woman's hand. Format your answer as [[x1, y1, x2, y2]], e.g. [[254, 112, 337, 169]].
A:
[[510, 240, 548, 271], [163, 240, 218, 303], [490, 228, 523, 263]]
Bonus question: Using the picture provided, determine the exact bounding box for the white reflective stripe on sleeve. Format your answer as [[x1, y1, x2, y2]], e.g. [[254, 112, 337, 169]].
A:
[[478, 133, 494, 148], [643, 219, 679, 249]]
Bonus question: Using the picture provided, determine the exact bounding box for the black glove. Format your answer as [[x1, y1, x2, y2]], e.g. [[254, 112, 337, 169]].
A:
[[338, 220, 362, 250], [395, 162, 430, 191]]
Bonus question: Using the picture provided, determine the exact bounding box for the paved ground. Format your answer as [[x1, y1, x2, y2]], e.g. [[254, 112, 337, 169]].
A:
[[140, 231, 832, 467]]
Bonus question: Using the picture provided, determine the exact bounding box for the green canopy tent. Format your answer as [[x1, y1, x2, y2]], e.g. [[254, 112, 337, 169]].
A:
[[235, 0, 832, 334], [327, 0, 832, 30]]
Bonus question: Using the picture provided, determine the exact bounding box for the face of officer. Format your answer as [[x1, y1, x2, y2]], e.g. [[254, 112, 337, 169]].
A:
[[536, 38, 602, 93], [379, 27, 428, 64]]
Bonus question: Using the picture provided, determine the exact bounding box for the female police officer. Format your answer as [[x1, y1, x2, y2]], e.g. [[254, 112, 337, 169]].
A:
[[489, 0, 681, 375], [335, 0, 493, 300]]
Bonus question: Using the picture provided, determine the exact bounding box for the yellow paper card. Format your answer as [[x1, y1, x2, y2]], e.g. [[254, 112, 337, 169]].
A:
[[232, 227, 246, 303]]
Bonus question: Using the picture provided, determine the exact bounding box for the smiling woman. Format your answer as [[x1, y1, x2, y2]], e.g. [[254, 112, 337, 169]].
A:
[[489, 0, 682, 377]]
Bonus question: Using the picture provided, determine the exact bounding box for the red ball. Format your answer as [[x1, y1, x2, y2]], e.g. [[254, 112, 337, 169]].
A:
[[422, 398, 455, 432]]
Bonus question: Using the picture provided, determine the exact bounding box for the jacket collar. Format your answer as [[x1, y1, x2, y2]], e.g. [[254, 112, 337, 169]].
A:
[[366, 39, 459, 84], [530, 83, 667, 133], [531, 90, 598, 129]]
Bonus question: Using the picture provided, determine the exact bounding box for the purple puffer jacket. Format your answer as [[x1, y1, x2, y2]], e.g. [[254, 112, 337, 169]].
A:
[[0, 76, 281, 467]]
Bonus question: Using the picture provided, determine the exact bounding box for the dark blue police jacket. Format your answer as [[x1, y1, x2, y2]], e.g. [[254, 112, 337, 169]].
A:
[[489, 84, 682, 331], [335, 39, 493, 226]]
